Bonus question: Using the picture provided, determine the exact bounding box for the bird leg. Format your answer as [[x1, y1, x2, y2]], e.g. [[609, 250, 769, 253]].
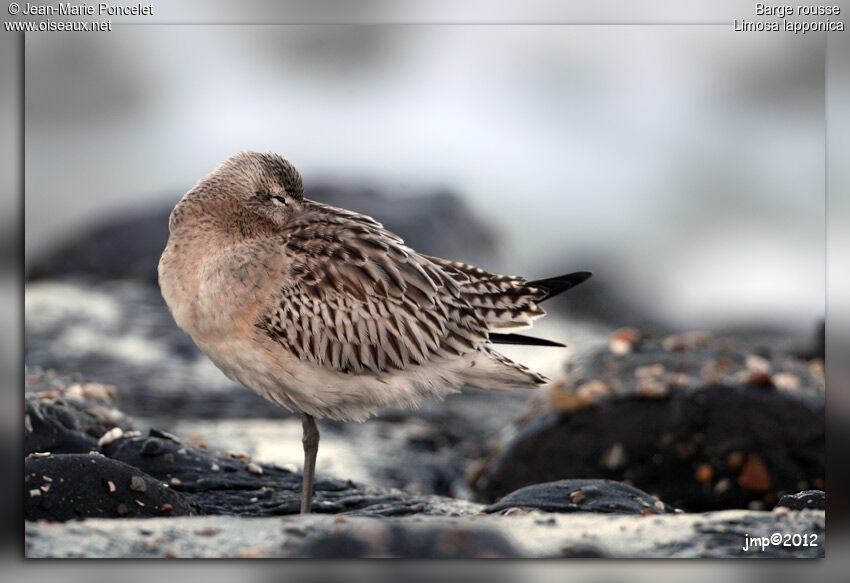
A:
[[300, 413, 319, 514]]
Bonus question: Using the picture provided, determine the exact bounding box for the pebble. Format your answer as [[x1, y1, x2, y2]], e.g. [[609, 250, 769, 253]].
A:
[[745, 354, 771, 374], [638, 380, 670, 399], [694, 464, 713, 484], [569, 490, 586, 503], [713, 478, 732, 495], [772, 372, 801, 391], [130, 476, 147, 492], [635, 364, 666, 379], [600, 443, 628, 471], [609, 328, 639, 356], [738, 454, 772, 493], [246, 462, 263, 476], [97, 427, 124, 447]]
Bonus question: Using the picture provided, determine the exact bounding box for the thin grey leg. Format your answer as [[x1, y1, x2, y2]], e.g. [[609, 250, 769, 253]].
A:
[[300, 413, 319, 514]]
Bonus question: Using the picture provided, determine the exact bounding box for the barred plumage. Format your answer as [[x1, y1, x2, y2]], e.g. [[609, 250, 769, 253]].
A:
[[158, 151, 591, 513]]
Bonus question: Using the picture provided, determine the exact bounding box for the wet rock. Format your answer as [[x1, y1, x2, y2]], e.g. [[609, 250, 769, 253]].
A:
[[24, 389, 483, 519], [473, 384, 823, 511], [24, 453, 197, 521], [484, 479, 676, 515], [25, 389, 131, 455], [776, 490, 825, 511], [472, 334, 824, 512], [26, 186, 497, 284]]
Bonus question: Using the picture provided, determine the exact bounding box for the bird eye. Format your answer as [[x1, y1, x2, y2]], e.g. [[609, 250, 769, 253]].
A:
[[271, 195, 287, 206]]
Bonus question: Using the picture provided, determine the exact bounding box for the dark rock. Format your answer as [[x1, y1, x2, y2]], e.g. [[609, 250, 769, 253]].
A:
[[26, 186, 497, 284], [776, 490, 825, 511], [25, 391, 131, 455], [472, 335, 824, 512], [296, 524, 520, 558], [24, 454, 197, 521], [24, 388, 481, 519], [484, 479, 675, 515], [473, 384, 824, 512]]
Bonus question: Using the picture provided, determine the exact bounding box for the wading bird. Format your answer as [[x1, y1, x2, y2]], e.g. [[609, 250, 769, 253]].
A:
[[158, 151, 591, 513]]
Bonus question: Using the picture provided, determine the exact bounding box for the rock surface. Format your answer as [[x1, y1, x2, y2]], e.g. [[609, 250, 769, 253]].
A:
[[484, 479, 676, 515], [776, 490, 825, 511], [471, 332, 825, 512], [25, 508, 825, 558], [25, 454, 198, 521], [23, 372, 825, 558]]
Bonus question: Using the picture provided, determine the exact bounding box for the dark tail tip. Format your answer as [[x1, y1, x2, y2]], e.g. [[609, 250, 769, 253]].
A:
[[489, 332, 566, 347], [527, 270, 593, 301]]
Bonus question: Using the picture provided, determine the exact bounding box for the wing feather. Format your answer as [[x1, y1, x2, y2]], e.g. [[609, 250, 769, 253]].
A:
[[260, 202, 487, 374]]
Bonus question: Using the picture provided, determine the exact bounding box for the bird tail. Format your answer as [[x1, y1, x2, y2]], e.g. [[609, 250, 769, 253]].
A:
[[526, 270, 592, 302], [456, 346, 548, 390]]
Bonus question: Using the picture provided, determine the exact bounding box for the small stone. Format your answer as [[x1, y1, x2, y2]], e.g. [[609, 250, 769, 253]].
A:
[[738, 454, 772, 493], [246, 462, 263, 476], [29, 489, 41, 497], [40, 484, 50, 492], [106, 480, 116, 492], [97, 427, 124, 447], [502, 507, 528, 516], [772, 372, 800, 391], [745, 354, 771, 374], [727, 451, 744, 471], [600, 443, 628, 470], [639, 508, 653, 516], [653, 500, 665, 511], [86, 406, 124, 426], [549, 389, 596, 412], [714, 478, 732, 495], [170, 477, 181, 486], [194, 527, 219, 537], [609, 327, 639, 355], [149, 428, 181, 443], [694, 463, 713, 484], [569, 490, 585, 503], [576, 379, 609, 399], [662, 332, 709, 352], [638, 379, 669, 399], [160, 504, 173, 513], [28, 452, 51, 459], [81, 382, 117, 403], [665, 373, 694, 389], [116, 503, 128, 516], [130, 476, 147, 492], [635, 364, 666, 379]]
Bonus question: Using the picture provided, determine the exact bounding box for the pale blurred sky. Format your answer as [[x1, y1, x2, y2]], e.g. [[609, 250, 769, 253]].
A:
[[24, 24, 825, 330]]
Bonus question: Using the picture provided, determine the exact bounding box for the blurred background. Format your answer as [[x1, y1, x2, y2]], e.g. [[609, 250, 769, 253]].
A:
[[24, 25, 824, 331], [12, 0, 841, 563]]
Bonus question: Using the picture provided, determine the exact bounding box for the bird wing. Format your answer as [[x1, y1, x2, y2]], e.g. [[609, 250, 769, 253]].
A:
[[258, 202, 490, 373], [422, 255, 547, 330]]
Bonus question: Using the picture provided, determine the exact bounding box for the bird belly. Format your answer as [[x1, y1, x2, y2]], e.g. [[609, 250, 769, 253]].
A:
[[194, 331, 466, 422]]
